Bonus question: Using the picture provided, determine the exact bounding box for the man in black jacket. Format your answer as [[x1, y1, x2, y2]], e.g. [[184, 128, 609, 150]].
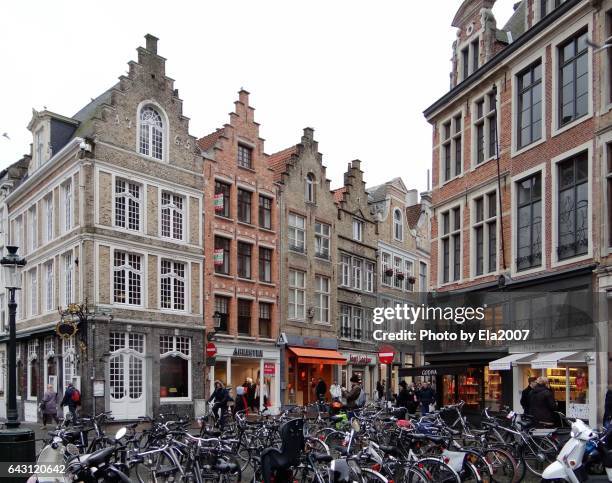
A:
[[520, 377, 537, 415], [418, 382, 436, 415], [529, 377, 557, 426], [603, 387, 612, 428], [208, 380, 230, 427]]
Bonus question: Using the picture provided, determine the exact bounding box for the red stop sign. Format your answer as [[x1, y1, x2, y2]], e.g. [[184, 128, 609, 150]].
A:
[[378, 344, 395, 365], [206, 342, 217, 358]]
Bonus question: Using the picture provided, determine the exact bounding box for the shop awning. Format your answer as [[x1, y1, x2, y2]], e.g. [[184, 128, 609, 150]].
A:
[[531, 351, 580, 369], [488, 353, 535, 371], [288, 347, 346, 365]]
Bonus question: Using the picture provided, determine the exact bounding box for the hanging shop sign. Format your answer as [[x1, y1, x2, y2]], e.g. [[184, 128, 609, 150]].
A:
[[214, 193, 224, 211], [264, 362, 275, 375], [55, 318, 78, 339], [213, 249, 224, 266]]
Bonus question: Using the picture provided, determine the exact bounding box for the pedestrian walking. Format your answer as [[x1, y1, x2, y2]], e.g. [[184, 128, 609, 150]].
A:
[[417, 381, 435, 415], [60, 382, 80, 425], [40, 384, 59, 429], [376, 380, 384, 400]]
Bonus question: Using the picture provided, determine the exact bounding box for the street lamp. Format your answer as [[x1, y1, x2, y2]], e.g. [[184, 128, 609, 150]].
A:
[[0, 245, 35, 476], [207, 311, 222, 341], [0, 246, 26, 428]]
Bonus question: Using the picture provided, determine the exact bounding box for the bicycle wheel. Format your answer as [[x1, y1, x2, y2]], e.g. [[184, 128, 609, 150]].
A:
[[465, 451, 492, 483], [521, 436, 558, 478], [361, 468, 389, 482], [460, 461, 483, 483], [416, 457, 461, 483], [483, 447, 516, 483], [325, 431, 349, 458]]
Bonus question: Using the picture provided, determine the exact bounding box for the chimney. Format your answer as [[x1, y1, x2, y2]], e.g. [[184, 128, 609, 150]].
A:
[[145, 34, 158, 54]]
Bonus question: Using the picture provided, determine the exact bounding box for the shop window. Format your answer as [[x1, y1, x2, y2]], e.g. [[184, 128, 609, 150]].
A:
[[259, 195, 272, 229], [214, 296, 229, 333], [259, 303, 272, 339], [214, 181, 231, 218], [159, 336, 191, 400], [214, 236, 230, 275], [237, 299, 251, 335], [458, 367, 483, 410], [557, 152, 588, 260], [484, 367, 502, 411], [237, 189, 252, 224]]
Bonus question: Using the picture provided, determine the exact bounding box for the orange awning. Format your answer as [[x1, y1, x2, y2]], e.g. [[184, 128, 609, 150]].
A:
[[288, 347, 347, 365]]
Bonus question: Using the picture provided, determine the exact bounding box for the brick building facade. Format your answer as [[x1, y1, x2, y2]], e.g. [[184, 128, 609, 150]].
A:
[[423, 0, 610, 424]]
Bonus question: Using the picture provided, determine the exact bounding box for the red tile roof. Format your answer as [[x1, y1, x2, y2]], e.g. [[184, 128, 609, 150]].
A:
[[406, 204, 422, 228], [197, 128, 224, 151], [332, 187, 347, 204], [267, 146, 297, 182]]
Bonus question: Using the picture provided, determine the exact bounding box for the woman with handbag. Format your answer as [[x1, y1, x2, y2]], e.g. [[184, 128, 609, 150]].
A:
[[40, 384, 59, 429]]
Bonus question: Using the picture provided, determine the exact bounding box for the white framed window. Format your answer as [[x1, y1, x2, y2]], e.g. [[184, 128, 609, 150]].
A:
[[44, 194, 53, 242], [381, 252, 392, 286], [161, 192, 184, 240], [516, 60, 543, 151], [315, 275, 330, 323], [473, 90, 498, 165], [28, 206, 37, 253], [419, 262, 428, 292], [557, 29, 589, 129], [35, 127, 45, 166], [45, 262, 53, 312], [62, 337, 76, 391], [160, 260, 185, 311], [404, 260, 414, 291], [62, 252, 73, 307], [29, 269, 37, 316], [340, 305, 351, 338], [13, 216, 22, 248], [159, 336, 191, 400], [514, 169, 544, 273], [441, 113, 463, 182], [115, 179, 141, 231], [113, 251, 142, 306], [440, 206, 462, 284], [288, 213, 305, 252], [352, 258, 363, 290], [0, 294, 5, 333], [305, 173, 316, 203], [62, 180, 72, 233], [393, 256, 402, 289], [352, 307, 363, 341], [472, 191, 498, 276], [352, 218, 364, 242], [0, 350, 5, 397], [139, 106, 164, 160], [27, 339, 39, 400], [458, 37, 481, 82], [340, 254, 350, 287], [365, 262, 374, 292], [288, 269, 305, 320], [393, 209, 403, 241], [314, 221, 330, 259]]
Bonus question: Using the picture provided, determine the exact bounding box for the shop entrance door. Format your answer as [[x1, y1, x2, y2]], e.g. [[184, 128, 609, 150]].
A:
[[109, 333, 146, 420]]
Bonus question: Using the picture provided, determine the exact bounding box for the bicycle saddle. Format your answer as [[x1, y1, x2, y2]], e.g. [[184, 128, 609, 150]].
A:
[[261, 419, 305, 483]]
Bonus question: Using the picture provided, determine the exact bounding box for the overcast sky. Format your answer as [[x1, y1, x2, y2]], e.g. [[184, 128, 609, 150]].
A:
[[0, 0, 517, 194]]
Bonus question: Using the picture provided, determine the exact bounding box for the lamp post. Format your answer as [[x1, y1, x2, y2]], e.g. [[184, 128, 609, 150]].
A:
[[0, 246, 35, 479]]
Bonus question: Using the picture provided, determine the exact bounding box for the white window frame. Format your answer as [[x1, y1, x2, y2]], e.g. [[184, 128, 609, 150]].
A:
[[381, 252, 392, 287], [393, 256, 403, 289], [550, 142, 592, 268], [352, 258, 363, 290], [471, 87, 499, 167], [114, 178, 142, 232], [305, 173, 316, 203], [439, 110, 464, 184], [550, 17, 593, 138], [340, 304, 351, 339], [62, 337, 76, 392], [27, 339, 39, 401], [45, 262, 53, 312], [35, 127, 45, 167], [160, 259, 187, 312], [314, 275, 330, 324], [511, 49, 547, 157], [352, 307, 363, 341], [419, 261, 428, 292], [160, 191, 185, 241], [352, 218, 364, 242], [112, 250, 143, 307], [137, 101, 168, 162], [438, 203, 463, 286], [288, 269, 305, 320], [288, 213, 306, 253], [13, 216, 22, 248], [62, 252, 73, 307], [393, 208, 403, 241], [29, 268, 37, 317], [28, 206, 37, 253], [159, 335, 192, 402], [61, 179, 72, 233], [404, 259, 414, 291], [365, 262, 374, 292], [470, 188, 499, 278], [314, 221, 330, 259], [45, 194, 53, 243], [510, 163, 547, 277], [457, 35, 482, 82], [340, 254, 351, 287]]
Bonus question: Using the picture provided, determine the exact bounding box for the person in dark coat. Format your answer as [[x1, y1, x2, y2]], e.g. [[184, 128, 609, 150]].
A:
[[528, 377, 557, 426], [41, 384, 59, 429], [603, 387, 612, 428], [376, 380, 384, 400], [417, 382, 435, 415], [60, 383, 79, 425], [520, 377, 537, 415], [342, 375, 362, 410], [315, 378, 327, 401], [406, 383, 418, 415], [208, 380, 230, 426], [396, 381, 410, 408]]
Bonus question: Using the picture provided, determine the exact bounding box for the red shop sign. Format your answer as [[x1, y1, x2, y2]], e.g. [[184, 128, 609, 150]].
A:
[[264, 362, 275, 375]]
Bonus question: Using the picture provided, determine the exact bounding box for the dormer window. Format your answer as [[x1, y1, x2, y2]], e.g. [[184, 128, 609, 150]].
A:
[[305, 173, 316, 203], [139, 106, 164, 160], [459, 38, 481, 82]]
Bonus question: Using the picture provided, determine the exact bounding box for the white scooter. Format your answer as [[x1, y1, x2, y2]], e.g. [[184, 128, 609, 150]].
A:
[[541, 419, 612, 482]]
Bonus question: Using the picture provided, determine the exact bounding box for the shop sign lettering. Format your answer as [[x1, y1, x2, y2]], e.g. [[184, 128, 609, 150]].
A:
[[264, 362, 275, 375], [349, 354, 372, 364], [233, 347, 263, 358], [302, 338, 320, 347], [421, 369, 438, 376]]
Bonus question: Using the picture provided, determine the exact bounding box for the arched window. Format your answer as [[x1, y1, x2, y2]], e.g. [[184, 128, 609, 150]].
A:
[[139, 106, 164, 160], [393, 209, 403, 241], [305, 173, 316, 203]]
